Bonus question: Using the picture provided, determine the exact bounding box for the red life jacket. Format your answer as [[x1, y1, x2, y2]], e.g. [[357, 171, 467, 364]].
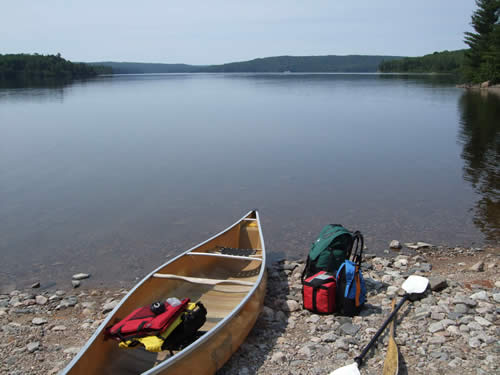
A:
[[107, 298, 189, 341]]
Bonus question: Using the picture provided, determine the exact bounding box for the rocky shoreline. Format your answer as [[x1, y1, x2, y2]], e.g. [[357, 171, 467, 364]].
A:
[[1, 245, 498, 375]]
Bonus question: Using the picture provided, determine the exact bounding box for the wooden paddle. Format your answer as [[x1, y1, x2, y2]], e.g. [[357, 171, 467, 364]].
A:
[[382, 299, 399, 375], [329, 275, 429, 375]]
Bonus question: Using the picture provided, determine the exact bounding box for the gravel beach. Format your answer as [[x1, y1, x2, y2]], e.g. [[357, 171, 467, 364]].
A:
[[1, 245, 498, 375]]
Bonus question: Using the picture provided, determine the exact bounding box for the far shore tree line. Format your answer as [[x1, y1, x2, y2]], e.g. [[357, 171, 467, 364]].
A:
[[0, 1, 498, 84]]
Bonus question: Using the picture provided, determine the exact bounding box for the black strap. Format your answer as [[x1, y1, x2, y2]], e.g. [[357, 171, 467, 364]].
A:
[[301, 257, 311, 284], [312, 287, 318, 312], [351, 231, 364, 266]]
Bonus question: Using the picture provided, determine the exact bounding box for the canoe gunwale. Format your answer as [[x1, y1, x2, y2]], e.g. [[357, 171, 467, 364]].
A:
[[61, 210, 266, 375]]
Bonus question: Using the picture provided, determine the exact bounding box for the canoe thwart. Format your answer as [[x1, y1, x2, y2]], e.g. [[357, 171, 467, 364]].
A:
[[188, 253, 262, 261], [152, 273, 255, 286]]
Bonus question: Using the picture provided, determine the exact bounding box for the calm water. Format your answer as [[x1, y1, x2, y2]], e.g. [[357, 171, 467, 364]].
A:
[[1, 74, 498, 289]]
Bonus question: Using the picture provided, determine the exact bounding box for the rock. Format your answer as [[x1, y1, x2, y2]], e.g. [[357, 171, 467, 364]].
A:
[[340, 323, 360, 336], [72, 273, 90, 280], [429, 336, 446, 344], [72, 280, 81, 288], [102, 300, 119, 313], [389, 240, 402, 249], [31, 282, 40, 288], [470, 291, 488, 301], [261, 306, 275, 321], [428, 322, 444, 333], [298, 345, 312, 358], [468, 337, 481, 348], [52, 325, 67, 331], [474, 316, 492, 326], [493, 293, 500, 303], [63, 347, 81, 355], [307, 315, 320, 324], [321, 332, 338, 342], [270, 351, 286, 363], [27, 341, 40, 353], [405, 242, 433, 250], [393, 259, 408, 269], [469, 261, 484, 272], [480, 80, 490, 88], [419, 263, 432, 272], [454, 304, 468, 314], [284, 300, 300, 312], [32, 317, 48, 325], [429, 276, 448, 292], [35, 295, 48, 305], [335, 338, 349, 351]]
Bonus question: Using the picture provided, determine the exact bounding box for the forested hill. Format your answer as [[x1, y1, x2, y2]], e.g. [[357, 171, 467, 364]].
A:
[[378, 50, 466, 73], [0, 54, 111, 82], [91, 55, 404, 74]]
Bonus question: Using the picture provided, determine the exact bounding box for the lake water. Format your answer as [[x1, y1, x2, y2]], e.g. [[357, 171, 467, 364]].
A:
[[1, 73, 498, 289]]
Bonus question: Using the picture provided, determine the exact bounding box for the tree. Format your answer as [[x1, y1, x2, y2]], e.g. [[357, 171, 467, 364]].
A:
[[463, 0, 500, 83]]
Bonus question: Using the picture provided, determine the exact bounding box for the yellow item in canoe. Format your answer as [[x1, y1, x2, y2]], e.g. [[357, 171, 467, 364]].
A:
[[118, 302, 197, 352]]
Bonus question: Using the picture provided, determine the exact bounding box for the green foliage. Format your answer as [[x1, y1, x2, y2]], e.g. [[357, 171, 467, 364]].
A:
[[378, 50, 466, 74], [463, 0, 500, 83], [92, 55, 404, 74], [0, 53, 110, 83]]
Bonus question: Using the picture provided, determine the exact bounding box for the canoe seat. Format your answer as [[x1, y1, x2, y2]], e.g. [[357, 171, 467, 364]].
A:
[[152, 273, 254, 287]]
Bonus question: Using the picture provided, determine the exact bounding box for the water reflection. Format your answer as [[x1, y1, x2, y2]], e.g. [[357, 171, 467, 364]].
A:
[[458, 90, 500, 241]]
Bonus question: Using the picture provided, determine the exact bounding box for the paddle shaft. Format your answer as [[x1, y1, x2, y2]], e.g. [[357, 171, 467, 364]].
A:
[[354, 294, 409, 366]]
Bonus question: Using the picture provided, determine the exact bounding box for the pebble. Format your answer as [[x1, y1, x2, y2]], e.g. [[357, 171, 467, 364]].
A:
[[429, 276, 448, 292], [72, 273, 90, 280], [474, 316, 492, 326], [340, 323, 360, 336], [35, 295, 48, 305], [284, 300, 300, 312], [389, 240, 402, 249], [52, 325, 67, 331], [31, 282, 40, 289], [27, 342, 40, 353], [102, 300, 119, 313], [469, 261, 484, 272], [72, 280, 81, 288], [32, 317, 48, 325], [470, 291, 488, 301]]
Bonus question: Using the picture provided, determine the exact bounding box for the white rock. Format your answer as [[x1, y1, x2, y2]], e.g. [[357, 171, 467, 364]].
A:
[[389, 240, 402, 249], [26, 341, 40, 353], [102, 300, 119, 313], [72, 273, 90, 280], [52, 325, 67, 331], [492, 293, 500, 303], [63, 347, 81, 355], [284, 300, 300, 312], [469, 261, 484, 272], [271, 351, 287, 363], [474, 316, 492, 326], [470, 291, 488, 301], [35, 295, 48, 305], [32, 317, 48, 325], [468, 337, 481, 348]]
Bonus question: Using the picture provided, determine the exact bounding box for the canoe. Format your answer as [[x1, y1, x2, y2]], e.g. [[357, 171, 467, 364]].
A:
[[61, 210, 267, 375]]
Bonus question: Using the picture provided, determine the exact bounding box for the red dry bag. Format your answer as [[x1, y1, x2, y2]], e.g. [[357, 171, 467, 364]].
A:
[[302, 271, 336, 314]]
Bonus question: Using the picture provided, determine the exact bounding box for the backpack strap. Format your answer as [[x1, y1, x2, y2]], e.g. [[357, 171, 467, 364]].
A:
[[301, 257, 311, 284], [351, 231, 364, 266]]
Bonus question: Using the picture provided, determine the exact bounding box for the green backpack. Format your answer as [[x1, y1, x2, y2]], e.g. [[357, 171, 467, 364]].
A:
[[301, 224, 359, 281]]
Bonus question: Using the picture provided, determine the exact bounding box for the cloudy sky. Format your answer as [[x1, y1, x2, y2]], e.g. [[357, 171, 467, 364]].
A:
[[0, 0, 475, 64]]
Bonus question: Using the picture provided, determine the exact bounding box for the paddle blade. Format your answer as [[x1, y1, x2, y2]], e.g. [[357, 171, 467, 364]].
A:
[[402, 275, 429, 295], [329, 362, 360, 375]]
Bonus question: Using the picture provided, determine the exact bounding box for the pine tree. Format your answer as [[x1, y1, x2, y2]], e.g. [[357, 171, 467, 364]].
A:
[[463, 0, 500, 83]]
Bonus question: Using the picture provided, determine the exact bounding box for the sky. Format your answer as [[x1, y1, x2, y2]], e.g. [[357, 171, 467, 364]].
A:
[[0, 0, 476, 65]]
